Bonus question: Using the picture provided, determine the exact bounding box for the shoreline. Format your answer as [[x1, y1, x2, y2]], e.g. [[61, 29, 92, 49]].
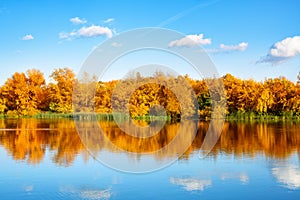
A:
[[1, 112, 300, 122]]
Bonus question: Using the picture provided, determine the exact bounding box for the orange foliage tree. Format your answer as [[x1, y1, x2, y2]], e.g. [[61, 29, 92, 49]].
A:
[[48, 68, 75, 113], [1, 69, 47, 116], [0, 86, 7, 114], [0, 68, 299, 118]]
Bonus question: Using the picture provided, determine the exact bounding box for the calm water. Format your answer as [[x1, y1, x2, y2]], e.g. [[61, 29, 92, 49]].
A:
[[0, 119, 300, 200]]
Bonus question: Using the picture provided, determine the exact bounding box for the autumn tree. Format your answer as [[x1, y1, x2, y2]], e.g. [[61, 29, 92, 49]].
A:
[[73, 72, 97, 112], [95, 80, 117, 113], [256, 84, 274, 113], [162, 75, 198, 118], [223, 74, 243, 113], [0, 68, 299, 118], [263, 77, 295, 114], [109, 73, 198, 119], [187, 77, 211, 118], [48, 68, 75, 113], [291, 73, 300, 114], [2, 72, 29, 115], [27, 69, 48, 111], [1, 69, 47, 116], [0, 87, 6, 114]]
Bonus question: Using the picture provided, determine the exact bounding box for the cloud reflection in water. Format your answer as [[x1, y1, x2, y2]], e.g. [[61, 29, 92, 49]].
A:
[[272, 163, 300, 190], [170, 177, 212, 191]]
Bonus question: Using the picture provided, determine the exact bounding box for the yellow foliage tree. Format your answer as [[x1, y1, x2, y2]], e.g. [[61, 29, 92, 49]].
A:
[[48, 68, 75, 113], [1, 69, 46, 116]]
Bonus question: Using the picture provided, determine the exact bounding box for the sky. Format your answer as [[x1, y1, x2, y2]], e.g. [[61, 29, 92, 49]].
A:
[[0, 0, 300, 85]]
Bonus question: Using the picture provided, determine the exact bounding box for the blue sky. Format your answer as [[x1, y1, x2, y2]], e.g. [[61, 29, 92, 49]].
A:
[[0, 0, 300, 85]]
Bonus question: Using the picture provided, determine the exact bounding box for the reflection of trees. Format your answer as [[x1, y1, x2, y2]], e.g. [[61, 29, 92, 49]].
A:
[[0, 119, 85, 166], [98, 120, 196, 156], [0, 119, 300, 166], [207, 122, 300, 159]]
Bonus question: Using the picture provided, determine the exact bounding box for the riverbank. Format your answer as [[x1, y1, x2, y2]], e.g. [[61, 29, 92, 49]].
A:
[[1, 111, 300, 122], [226, 111, 300, 121]]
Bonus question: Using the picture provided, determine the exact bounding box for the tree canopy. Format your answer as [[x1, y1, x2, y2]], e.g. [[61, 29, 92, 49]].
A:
[[0, 68, 299, 118]]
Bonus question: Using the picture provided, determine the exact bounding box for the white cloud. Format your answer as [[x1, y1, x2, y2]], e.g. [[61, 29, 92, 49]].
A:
[[111, 42, 122, 47], [59, 25, 113, 41], [220, 42, 248, 51], [168, 34, 211, 47], [170, 177, 211, 191], [78, 25, 113, 38], [104, 18, 115, 23], [258, 36, 300, 64], [21, 34, 34, 41], [272, 164, 300, 190], [270, 36, 300, 57], [70, 17, 87, 25], [59, 32, 69, 39], [204, 42, 248, 54]]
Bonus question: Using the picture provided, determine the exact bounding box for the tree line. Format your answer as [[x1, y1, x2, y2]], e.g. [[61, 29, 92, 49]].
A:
[[0, 68, 299, 118]]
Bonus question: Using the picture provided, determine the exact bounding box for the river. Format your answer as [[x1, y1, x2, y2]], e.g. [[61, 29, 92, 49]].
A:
[[0, 119, 299, 199]]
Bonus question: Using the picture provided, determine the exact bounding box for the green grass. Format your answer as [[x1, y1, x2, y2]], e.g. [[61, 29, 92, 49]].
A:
[[225, 111, 300, 122], [133, 115, 171, 121], [34, 112, 75, 119], [1, 110, 300, 122], [34, 112, 130, 121]]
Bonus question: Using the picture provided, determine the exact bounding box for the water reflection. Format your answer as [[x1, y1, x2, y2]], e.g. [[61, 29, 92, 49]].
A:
[[272, 163, 300, 190], [170, 177, 212, 191], [0, 119, 300, 166], [170, 172, 250, 193], [60, 186, 112, 200], [0, 119, 86, 166], [220, 172, 249, 184]]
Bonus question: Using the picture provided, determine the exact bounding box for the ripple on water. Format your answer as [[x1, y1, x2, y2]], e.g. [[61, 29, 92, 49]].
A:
[[59, 185, 112, 200]]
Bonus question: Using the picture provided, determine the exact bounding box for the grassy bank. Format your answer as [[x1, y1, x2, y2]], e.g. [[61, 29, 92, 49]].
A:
[[225, 111, 300, 121], [34, 112, 118, 121], [1, 111, 300, 122], [0, 112, 115, 120]]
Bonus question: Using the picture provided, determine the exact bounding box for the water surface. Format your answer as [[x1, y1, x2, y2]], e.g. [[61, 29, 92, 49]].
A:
[[0, 119, 299, 199]]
